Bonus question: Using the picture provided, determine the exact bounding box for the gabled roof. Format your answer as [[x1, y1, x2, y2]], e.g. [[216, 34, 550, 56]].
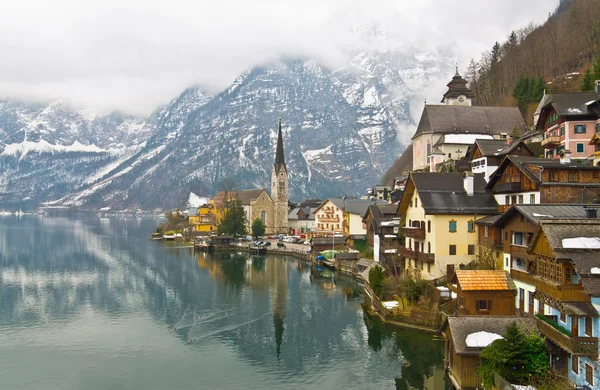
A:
[[412, 105, 525, 140], [313, 198, 345, 214], [535, 91, 600, 129], [491, 204, 591, 228], [405, 172, 498, 215], [454, 270, 516, 291], [237, 189, 269, 205], [444, 316, 537, 355], [344, 199, 388, 216], [471, 139, 534, 159], [288, 207, 316, 221], [363, 204, 399, 234]]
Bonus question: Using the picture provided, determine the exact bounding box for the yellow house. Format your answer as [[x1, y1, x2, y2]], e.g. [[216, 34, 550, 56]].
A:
[[189, 202, 221, 233], [398, 172, 498, 280]]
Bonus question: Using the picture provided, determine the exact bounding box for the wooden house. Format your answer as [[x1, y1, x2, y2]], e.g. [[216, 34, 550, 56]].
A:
[[469, 138, 535, 182], [451, 270, 517, 316]]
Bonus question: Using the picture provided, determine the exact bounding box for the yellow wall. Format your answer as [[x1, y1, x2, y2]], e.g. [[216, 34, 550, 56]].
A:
[[190, 203, 220, 233]]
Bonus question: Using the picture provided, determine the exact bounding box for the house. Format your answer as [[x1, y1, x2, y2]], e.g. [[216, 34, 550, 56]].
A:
[[311, 236, 347, 254], [398, 172, 498, 280], [367, 186, 392, 201], [442, 316, 537, 390], [362, 204, 400, 264], [412, 68, 525, 171], [189, 202, 221, 233], [521, 218, 600, 386], [535, 84, 600, 161], [451, 270, 517, 316], [486, 155, 600, 211], [468, 138, 535, 181], [355, 258, 378, 283], [312, 198, 345, 236], [287, 207, 316, 235], [588, 131, 600, 166], [344, 199, 388, 237]]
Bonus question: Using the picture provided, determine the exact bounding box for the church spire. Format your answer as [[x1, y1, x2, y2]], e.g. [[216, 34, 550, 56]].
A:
[[274, 119, 286, 172]]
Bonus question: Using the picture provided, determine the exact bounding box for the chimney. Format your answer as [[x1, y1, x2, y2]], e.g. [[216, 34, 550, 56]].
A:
[[506, 137, 513, 146], [463, 171, 474, 196], [560, 149, 572, 164], [596, 80, 600, 95], [585, 206, 598, 219]]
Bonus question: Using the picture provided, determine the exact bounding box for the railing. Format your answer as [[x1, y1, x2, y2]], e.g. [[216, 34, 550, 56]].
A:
[[319, 216, 340, 222], [510, 269, 589, 301], [399, 246, 435, 263], [403, 226, 425, 240], [495, 181, 522, 193], [541, 135, 562, 147], [536, 317, 598, 357]]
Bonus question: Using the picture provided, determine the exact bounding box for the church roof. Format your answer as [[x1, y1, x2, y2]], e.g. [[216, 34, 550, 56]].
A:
[[441, 68, 475, 102], [274, 119, 286, 173], [412, 105, 525, 140], [237, 189, 268, 205]]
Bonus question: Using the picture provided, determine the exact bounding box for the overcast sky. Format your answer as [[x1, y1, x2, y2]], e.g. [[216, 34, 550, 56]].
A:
[[0, 0, 558, 116]]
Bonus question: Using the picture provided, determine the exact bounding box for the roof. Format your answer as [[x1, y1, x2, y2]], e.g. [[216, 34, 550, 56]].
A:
[[335, 252, 359, 260], [444, 316, 537, 355], [474, 214, 502, 225], [409, 172, 498, 215], [441, 69, 475, 102], [274, 119, 286, 173], [288, 207, 316, 220], [313, 198, 345, 213], [390, 189, 403, 204], [454, 270, 516, 291], [471, 139, 535, 159], [412, 105, 525, 140], [437, 133, 493, 146], [345, 199, 388, 216], [297, 198, 323, 208], [237, 189, 268, 205], [535, 91, 600, 128], [312, 237, 347, 245], [363, 204, 400, 234], [492, 204, 591, 228]]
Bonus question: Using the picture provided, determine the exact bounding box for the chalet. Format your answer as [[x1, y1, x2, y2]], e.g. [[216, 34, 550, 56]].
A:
[[535, 84, 600, 161], [442, 316, 537, 390], [362, 204, 399, 264], [312, 198, 345, 236], [188, 202, 221, 233], [468, 138, 535, 181], [412, 68, 525, 171], [398, 172, 498, 280], [486, 155, 600, 211], [343, 199, 387, 237], [451, 270, 517, 316], [288, 207, 316, 235]]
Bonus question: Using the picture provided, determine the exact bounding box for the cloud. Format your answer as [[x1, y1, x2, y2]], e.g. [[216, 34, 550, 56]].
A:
[[0, 0, 558, 115]]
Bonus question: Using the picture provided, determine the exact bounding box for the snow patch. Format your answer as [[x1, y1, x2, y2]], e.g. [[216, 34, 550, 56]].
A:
[[567, 108, 583, 114], [443, 134, 493, 144], [2, 138, 106, 159], [562, 237, 600, 249], [465, 331, 503, 348], [188, 192, 209, 208], [533, 213, 553, 218], [591, 267, 600, 274]]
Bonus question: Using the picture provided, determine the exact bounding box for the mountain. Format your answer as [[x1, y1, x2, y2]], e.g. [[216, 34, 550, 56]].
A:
[[0, 48, 453, 210]]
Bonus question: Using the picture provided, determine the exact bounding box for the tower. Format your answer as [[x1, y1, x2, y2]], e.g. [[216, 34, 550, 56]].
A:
[[441, 66, 474, 106], [271, 119, 289, 234]]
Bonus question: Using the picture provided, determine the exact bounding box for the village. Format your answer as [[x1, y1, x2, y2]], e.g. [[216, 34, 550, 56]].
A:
[[154, 69, 600, 390]]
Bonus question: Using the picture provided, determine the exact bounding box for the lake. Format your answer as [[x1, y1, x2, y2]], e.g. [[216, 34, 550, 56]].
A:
[[0, 216, 449, 389]]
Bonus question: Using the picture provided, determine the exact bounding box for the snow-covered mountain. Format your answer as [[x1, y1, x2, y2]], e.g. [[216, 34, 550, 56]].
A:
[[0, 48, 453, 210]]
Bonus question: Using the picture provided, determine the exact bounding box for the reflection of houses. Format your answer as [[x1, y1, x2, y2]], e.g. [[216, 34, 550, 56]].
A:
[[362, 204, 399, 264], [519, 219, 600, 386], [468, 139, 535, 182], [487, 155, 600, 212], [287, 207, 316, 235], [442, 316, 536, 390], [451, 270, 516, 316], [398, 172, 498, 280]]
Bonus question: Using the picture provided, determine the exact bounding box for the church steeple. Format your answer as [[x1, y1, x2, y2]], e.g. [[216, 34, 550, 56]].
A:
[[274, 119, 286, 173], [441, 66, 474, 106]]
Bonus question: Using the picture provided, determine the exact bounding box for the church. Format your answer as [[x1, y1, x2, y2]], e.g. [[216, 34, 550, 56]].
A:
[[236, 120, 289, 234], [412, 68, 526, 171]]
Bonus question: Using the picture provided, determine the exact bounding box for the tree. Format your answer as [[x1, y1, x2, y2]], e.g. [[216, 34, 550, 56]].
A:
[[580, 69, 595, 91], [251, 218, 266, 238], [478, 322, 549, 388], [368, 265, 386, 298], [476, 238, 503, 270], [217, 199, 247, 236]]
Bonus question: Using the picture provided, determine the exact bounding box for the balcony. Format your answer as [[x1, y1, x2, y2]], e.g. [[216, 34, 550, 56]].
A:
[[319, 216, 340, 223], [510, 269, 589, 301], [399, 246, 435, 263], [403, 226, 425, 240], [535, 316, 598, 358], [541, 135, 562, 148], [495, 181, 522, 193]]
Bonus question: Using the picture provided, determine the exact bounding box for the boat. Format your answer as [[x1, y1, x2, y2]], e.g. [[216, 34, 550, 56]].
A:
[[151, 233, 163, 240], [163, 234, 175, 241]]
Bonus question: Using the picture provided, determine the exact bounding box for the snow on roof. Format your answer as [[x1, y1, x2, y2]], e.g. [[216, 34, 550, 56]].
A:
[[384, 235, 397, 238], [567, 108, 583, 114], [562, 237, 600, 249], [533, 213, 553, 217], [188, 192, 209, 208], [465, 331, 503, 348], [380, 221, 399, 226], [443, 134, 493, 144], [382, 301, 399, 309], [384, 248, 397, 253], [591, 267, 600, 274]]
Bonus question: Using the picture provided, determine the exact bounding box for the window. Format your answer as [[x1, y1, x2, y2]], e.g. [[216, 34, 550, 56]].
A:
[[575, 124, 587, 134], [505, 195, 510, 205], [427, 220, 431, 233], [449, 220, 457, 233], [427, 263, 431, 273], [415, 197, 418, 208], [586, 363, 594, 386], [549, 170, 559, 182], [568, 171, 578, 182], [468, 245, 475, 255], [518, 195, 523, 204], [468, 221, 475, 232], [449, 245, 456, 255], [427, 241, 431, 253], [513, 232, 524, 246], [511, 195, 517, 205], [528, 292, 534, 312], [505, 257, 508, 267], [260, 211, 266, 224], [577, 143, 585, 153], [560, 126, 565, 136], [476, 300, 492, 311], [530, 194, 536, 204], [560, 312, 566, 323], [484, 226, 489, 238], [596, 122, 600, 133], [572, 356, 579, 374], [585, 317, 593, 336], [520, 214, 524, 223], [519, 288, 524, 301]]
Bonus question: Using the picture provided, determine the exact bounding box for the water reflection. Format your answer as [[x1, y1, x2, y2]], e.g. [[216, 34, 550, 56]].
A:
[[0, 216, 448, 390]]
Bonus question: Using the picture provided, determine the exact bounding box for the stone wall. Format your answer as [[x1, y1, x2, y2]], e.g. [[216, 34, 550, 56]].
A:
[[250, 191, 275, 234]]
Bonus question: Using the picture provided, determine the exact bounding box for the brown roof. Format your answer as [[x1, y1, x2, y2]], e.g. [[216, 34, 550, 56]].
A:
[[455, 270, 516, 291], [237, 189, 268, 205]]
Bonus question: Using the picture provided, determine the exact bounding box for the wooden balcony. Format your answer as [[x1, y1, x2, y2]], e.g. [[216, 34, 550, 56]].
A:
[[495, 181, 522, 193], [403, 226, 425, 240], [399, 246, 435, 263], [319, 216, 340, 222], [541, 135, 562, 148], [536, 316, 598, 358], [510, 269, 589, 301]]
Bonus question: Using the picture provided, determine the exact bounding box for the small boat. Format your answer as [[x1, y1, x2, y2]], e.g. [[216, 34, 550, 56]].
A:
[[151, 233, 163, 240], [163, 234, 175, 241]]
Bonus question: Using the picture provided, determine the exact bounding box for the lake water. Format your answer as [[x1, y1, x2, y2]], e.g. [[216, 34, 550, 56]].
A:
[[0, 216, 449, 389]]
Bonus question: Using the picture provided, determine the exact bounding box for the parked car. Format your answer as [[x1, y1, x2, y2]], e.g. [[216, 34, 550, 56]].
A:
[[277, 242, 286, 248]]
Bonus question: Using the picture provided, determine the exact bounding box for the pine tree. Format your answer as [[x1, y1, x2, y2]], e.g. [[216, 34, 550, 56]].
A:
[[593, 49, 600, 80], [580, 69, 595, 91], [217, 199, 247, 236]]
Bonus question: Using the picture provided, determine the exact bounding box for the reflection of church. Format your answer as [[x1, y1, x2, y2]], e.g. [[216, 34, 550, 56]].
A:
[[236, 120, 289, 234]]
